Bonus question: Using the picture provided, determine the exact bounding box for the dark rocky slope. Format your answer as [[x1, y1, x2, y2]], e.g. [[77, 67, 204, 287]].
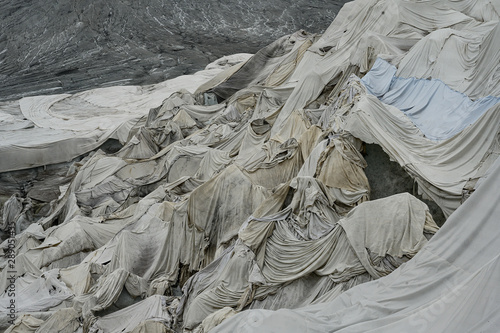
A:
[[0, 0, 346, 101]]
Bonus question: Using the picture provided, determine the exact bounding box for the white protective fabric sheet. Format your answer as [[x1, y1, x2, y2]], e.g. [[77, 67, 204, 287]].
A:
[[91, 295, 175, 333], [212, 140, 500, 333], [335, 76, 500, 217], [2, 0, 500, 331]]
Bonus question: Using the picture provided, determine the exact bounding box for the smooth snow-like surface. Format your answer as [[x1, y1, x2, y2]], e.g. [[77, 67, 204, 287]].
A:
[[0, 54, 252, 173]]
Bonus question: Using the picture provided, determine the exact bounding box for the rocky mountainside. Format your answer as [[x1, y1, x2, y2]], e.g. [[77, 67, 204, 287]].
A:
[[0, 0, 346, 101]]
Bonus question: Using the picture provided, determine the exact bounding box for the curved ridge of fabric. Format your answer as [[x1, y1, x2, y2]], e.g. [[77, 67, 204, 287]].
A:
[[0, 55, 248, 173]]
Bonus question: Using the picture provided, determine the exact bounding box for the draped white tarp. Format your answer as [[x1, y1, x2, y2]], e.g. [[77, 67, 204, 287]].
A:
[[1, 0, 499, 332], [211, 141, 500, 333], [331, 75, 500, 217]]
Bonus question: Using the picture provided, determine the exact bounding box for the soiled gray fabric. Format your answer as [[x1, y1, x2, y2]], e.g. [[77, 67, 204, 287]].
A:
[[179, 189, 437, 329], [2, 0, 498, 332], [211, 31, 314, 101], [91, 295, 176, 333], [211, 138, 500, 333]]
